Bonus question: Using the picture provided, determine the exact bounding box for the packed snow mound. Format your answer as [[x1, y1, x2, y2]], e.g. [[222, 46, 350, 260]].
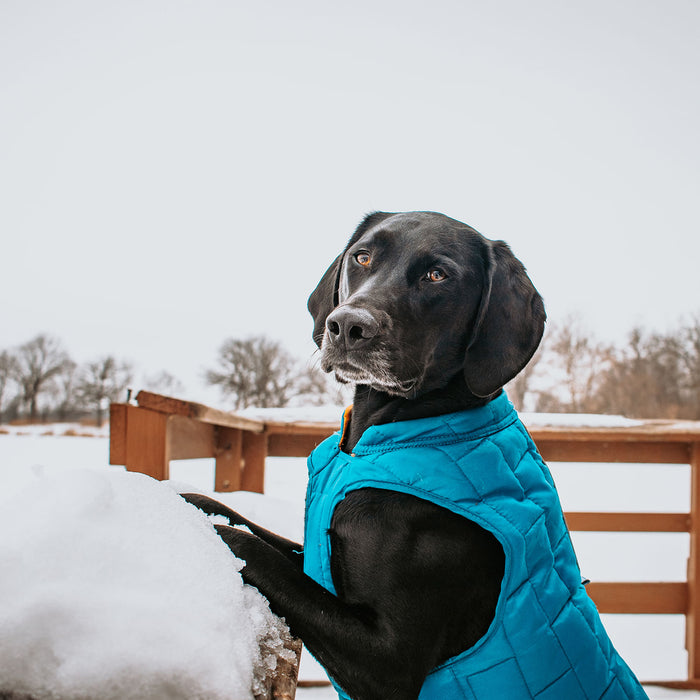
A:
[[0, 466, 292, 700]]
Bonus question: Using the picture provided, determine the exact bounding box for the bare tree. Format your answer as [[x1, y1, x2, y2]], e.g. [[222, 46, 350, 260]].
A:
[[54, 359, 78, 422], [679, 315, 700, 418], [11, 335, 72, 422], [76, 356, 134, 426], [529, 313, 700, 419], [544, 316, 611, 412], [142, 370, 185, 397], [206, 335, 329, 409], [0, 351, 17, 423], [594, 320, 700, 420], [624, 329, 685, 418]]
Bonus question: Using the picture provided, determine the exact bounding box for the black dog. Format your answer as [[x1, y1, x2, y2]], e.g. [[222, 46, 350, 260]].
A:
[[182, 211, 549, 698], [184, 212, 649, 699]]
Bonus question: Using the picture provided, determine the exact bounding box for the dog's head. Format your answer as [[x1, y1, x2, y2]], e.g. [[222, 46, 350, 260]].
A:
[[308, 211, 545, 399]]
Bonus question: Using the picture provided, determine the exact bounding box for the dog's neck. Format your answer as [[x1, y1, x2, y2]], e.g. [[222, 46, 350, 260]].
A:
[[343, 373, 498, 452]]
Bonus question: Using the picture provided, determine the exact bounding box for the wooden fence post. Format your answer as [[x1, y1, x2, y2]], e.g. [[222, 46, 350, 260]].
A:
[[214, 427, 243, 492], [688, 442, 700, 684], [110, 404, 170, 481], [241, 431, 268, 493]]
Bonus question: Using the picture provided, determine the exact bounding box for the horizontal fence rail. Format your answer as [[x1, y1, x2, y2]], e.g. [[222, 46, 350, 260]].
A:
[[110, 391, 700, 690]]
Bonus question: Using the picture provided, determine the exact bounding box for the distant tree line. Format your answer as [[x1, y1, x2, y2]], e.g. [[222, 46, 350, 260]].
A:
[[3, 316, 699, 425], [202, 321, 700, 420], [0, 333, 339, 426], [0, 334, 181, 426], [507, 314, 700, 419]]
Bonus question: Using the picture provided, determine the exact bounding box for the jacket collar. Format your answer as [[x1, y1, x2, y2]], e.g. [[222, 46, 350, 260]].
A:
[[341, 391, 517, 455]]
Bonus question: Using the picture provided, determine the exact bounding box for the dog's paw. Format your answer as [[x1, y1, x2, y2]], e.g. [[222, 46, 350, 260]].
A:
[[213, 523, 256, 555], [180, 492, 227, 516], [180, 493, 248, 528]]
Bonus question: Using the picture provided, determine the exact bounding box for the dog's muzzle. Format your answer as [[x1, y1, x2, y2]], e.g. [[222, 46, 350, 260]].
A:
[[321, 306, 419, 396]]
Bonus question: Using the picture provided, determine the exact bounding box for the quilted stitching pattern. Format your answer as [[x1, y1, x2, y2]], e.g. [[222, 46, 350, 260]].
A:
[[304, 394, 648, 699]]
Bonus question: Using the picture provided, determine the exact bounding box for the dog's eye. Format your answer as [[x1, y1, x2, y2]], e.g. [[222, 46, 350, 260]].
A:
[[355, 252, 371, 267], [426, 268, 446, 282]]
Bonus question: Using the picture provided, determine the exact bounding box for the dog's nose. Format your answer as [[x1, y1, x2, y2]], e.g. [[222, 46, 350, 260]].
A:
[[326, 307, 380, 349]]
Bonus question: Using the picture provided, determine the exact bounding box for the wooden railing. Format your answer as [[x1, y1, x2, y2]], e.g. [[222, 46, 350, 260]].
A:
[[110, 391, 700, 690]]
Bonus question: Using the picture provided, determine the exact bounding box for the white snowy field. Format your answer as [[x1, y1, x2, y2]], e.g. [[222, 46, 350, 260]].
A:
[[0, 423, 698, 699]]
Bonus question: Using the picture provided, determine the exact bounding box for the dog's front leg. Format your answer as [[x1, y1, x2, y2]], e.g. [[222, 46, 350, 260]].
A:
[[181, 493, 301, 565], [214, 524, 425, 700]]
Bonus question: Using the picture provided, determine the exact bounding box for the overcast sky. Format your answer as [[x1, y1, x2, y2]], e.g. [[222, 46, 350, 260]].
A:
[[2, 0, 698, 402]]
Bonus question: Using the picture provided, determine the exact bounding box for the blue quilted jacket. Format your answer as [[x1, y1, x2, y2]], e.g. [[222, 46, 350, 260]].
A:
[[304, 392, 647, 699]]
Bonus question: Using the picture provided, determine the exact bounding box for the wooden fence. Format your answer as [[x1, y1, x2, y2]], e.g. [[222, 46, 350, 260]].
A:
[[110, 391, 700, 690]]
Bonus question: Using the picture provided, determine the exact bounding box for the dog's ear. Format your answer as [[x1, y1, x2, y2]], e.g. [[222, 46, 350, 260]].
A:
[[308, 254, 343, 348], [308, 212, 394, 348], [464, 241, 546, 398]]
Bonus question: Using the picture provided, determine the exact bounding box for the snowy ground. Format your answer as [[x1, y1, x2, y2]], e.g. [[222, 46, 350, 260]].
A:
[[0, 423, 698, 698]]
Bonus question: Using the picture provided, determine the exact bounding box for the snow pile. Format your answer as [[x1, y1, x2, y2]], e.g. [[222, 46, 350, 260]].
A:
[[0, 466, 293, 700]]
